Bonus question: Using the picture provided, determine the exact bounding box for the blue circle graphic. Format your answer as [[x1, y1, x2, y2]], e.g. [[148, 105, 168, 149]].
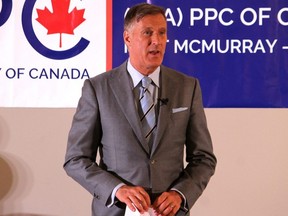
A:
[[22, 0, 90, 60]]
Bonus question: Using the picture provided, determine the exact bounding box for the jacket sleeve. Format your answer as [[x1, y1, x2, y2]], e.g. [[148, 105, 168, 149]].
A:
[[63, 79, 123, 206]]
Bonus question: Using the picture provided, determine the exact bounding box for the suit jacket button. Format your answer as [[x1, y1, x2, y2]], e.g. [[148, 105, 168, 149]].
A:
[[151, 160, 156, 165]]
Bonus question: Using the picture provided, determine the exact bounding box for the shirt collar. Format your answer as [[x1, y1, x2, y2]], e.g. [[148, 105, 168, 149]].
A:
[[127, 59, 160, 88]]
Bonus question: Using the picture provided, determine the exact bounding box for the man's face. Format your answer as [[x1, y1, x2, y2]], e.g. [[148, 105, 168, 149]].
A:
[[124, 14, 167, 75]]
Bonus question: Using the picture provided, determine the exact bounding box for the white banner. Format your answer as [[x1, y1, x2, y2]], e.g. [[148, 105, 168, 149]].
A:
[[0, 0, 107, 107]]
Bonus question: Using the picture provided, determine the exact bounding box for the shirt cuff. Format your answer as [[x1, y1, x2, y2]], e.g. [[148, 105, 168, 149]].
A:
[[171, 188, 189, 212], [107, 183, 126, 208]]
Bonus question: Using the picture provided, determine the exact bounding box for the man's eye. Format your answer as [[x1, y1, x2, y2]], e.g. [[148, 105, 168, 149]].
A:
[[144, 31, 152, 35]]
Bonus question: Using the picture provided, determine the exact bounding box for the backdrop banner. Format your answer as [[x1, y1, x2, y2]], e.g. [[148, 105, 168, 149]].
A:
[[112, 0, 288, 108], [1, 0, 287, 108], [0, 0, 106, 107]]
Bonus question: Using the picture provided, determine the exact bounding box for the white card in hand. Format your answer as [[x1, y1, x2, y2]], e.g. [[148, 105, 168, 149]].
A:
[[124, 206, 156, 216]]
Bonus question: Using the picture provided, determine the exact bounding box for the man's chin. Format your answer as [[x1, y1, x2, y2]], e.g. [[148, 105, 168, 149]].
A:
[[147, 58, 163, 67]]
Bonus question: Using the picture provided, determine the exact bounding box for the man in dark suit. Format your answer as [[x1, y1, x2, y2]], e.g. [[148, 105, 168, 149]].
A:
[[64, 3, 216, 216]]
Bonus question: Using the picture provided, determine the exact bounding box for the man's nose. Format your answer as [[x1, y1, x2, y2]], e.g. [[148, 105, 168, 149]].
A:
[[151, 33, 160, 45]]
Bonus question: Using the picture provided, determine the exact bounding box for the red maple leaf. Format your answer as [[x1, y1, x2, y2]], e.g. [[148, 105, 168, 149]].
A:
[[36, 0, 86, 48]]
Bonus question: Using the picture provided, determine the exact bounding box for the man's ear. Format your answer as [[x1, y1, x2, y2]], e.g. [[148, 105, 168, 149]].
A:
[[123, 30, 130, 46]]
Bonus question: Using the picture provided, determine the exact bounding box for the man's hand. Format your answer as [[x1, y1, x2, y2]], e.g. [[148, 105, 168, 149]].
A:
[[115, 185, 151, 214], [153, 191, 182, 216]]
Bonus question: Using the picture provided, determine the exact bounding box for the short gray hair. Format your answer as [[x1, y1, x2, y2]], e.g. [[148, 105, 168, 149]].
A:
[[124, 3, 166, 30]]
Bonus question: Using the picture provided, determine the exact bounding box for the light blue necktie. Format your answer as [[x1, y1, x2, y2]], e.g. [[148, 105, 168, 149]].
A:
[[139, 77, 156, 143]]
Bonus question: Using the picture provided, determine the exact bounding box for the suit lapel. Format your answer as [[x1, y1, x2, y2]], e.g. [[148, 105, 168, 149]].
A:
[[109, 62, 150, 153], [151, 67, 174, 155]]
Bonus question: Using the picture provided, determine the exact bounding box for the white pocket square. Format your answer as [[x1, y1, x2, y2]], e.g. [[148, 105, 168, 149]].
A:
[[172, 107, 188, 113]]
